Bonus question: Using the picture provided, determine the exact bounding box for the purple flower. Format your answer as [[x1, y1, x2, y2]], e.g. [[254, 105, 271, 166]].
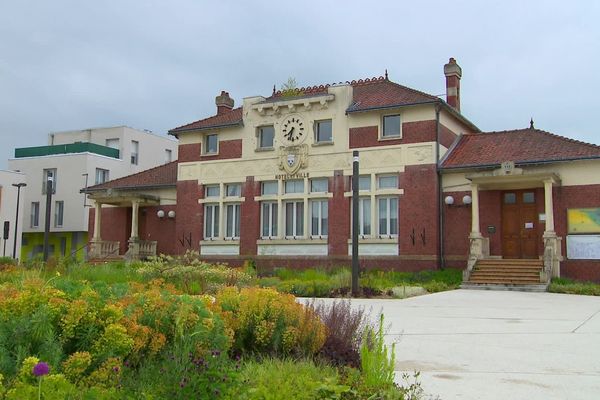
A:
[[32, 362, 50, 377], [112, 366, 120, 373]]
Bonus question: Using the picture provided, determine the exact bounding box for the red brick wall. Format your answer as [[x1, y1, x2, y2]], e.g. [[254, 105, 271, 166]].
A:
[[439, 124, 458, 149], [240, 176, 260, 255], [175, 180, 203, 254], [89, 207, 130, 255], [200, 139, 242, 161], [179, 143, 201, 162], [349, 121, 437, 148], [328, 171, 350, 255], [139, 205, 177, 255], [399, 164, 439, 258]]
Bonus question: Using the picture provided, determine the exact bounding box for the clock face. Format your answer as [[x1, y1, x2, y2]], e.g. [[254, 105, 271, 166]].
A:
[[281, 115, 305, 144]]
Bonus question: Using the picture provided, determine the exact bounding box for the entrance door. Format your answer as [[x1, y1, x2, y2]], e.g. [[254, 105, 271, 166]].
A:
[[501, 190, 539, 259]]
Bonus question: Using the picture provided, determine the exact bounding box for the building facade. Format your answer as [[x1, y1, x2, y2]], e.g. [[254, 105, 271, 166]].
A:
[[0, 170, 27, 260], [9, 126, 177, 260], [85, 59, 600, 282]]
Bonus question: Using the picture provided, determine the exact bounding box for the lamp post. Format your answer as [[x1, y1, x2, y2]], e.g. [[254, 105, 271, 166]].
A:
[[351, 151, 360, 297], [11, 183, 27, 260]]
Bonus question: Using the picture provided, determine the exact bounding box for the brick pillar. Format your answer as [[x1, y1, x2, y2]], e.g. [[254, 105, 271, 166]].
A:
[[240, 176, 260, 255], [175, 180, 203, 255], [328, 170, 350, 255]]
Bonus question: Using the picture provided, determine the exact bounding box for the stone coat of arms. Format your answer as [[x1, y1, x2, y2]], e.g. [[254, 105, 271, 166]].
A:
[[278, 144, 308, 174]]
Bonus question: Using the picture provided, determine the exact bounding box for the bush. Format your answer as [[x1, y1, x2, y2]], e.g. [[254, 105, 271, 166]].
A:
[[216, 287, 326, 357], [360, 314, 396, 391]]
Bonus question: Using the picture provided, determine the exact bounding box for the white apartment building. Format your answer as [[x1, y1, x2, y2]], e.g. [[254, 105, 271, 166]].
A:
[[8, 126, 177, 260], [0, 170, 27, 260]]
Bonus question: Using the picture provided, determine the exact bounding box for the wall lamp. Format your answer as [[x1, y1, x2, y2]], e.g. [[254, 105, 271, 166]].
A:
[[157, 210, 176, 219], [444, 195, 472, 207]]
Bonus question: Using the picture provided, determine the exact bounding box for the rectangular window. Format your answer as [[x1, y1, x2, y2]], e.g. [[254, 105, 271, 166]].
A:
[[226, 183, 241, 197], [42, 168, 57, 194], [105, 138, 119, 149], [358, 197, 371, 236], [261, 202, 278, 238], [225, 203, 241, 239], [205, 185, 220, 198], [131, 140, 139, 165], [285, 201, 304, 237], [310, 178, 328, 193], [54, 201, 64, 227], [261, 181, 278, 195], [258, 126, 275, 149], [382, 114, 401, 138], [284, 179, 304, 194], [378, 175, 398, 189], [95, 168, 109, 184], [358, 175, 371, 191], [204, 204, 219, 239], [165, 149, 172, 163], [30, 202, 40, 228], [378, 197, 398, 236], [204, 134, 218, 154], [310, 200, 328, 237], [314, 119, 333, 143]]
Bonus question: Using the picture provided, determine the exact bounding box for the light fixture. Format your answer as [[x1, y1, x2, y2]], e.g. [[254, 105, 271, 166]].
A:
[[444, 196, 455, 205], [168, 210, 176, 219], [157, 210, 165, 218], [462, 195, 472, 205]]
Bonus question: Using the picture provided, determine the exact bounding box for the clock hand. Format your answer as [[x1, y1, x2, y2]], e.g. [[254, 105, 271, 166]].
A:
[[287, 127, 295, 139]]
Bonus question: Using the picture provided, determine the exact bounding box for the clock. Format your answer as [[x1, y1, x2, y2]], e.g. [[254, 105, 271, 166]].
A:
[[281, 115, 305, 144]]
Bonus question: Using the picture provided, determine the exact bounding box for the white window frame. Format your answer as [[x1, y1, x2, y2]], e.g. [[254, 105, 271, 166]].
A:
[[165, 149, 172, 163], [204, 134, 218, 154], [226, 183, 242, 197], [54, 200, 64, 227], [310, 178, 328, 193], [314, 119, 333, 143], [358, 197, 371, 236], [205, 185, 220, 198], [378, 197, 398, 237], [42, 168, 57, 194], [382, 114, 401, 138], [225, 203, 241, 239], [31, 202, 40, 228], [377, 174, 398, 189], [95, 168, 109, 185], [284, 179, 304, 194], [310, 199, 328, 238], [261, 201, 278, 238], [285, 200, 304, 238], [204, 203, 220, 239], [257, 125, 275, 149], [131, 140, 139, 165]]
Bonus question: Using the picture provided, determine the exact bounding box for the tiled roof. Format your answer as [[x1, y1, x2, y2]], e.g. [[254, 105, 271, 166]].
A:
[[169, 107, 243, 136], [441, 128, 600, 169], [347, 78, 440, 113], [83, 161, 178, 192]]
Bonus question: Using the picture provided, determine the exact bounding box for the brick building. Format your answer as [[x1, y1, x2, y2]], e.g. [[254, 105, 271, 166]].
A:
[[83, 59, 600, 284]]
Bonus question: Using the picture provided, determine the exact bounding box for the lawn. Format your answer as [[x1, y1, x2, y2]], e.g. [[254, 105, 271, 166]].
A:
[[0, 253, 426, 399]]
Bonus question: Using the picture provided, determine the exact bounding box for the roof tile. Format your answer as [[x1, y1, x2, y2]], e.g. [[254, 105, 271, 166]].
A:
[[85, 161, 178, 191], [169, 107, 243, 135]]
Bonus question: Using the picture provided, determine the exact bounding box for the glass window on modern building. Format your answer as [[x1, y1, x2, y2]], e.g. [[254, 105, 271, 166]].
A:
[[54, 200, 64, 227], [42, 168, 57, 194], [131, 140, 139, 165], [95, 168, 109, 185], [30, 202, 40, 228]]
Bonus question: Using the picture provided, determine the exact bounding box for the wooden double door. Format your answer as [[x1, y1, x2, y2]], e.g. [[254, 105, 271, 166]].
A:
[[501, 190, 540, 259]]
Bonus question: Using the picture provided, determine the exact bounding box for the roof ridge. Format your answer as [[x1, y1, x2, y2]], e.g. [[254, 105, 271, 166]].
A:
[[169, 107, 242, 132], [87, 160, 178, 190], [272, 75, 387, 97]]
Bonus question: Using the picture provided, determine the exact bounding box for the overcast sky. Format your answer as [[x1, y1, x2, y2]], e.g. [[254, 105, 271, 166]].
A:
[[1, 1, 599, 169]]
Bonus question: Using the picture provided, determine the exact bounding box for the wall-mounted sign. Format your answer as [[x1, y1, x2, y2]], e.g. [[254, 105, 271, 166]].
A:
[[567, 235, 600, 260], [567, 208, 600, 234], [525, 222, 534, 229], [539, 213, 546, 222]]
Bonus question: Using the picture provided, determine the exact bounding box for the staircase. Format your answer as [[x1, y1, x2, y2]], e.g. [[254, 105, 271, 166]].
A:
[[462, 259, 548, 292]]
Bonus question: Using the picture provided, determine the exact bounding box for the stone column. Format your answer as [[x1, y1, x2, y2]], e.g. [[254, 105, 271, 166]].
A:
[[542, 179, 561, 279], [544, 179, 555, 233], [470, 183, 480, 235], [130, 200, 139, 239], [465, 183, 489, 280], [93, 201, 102, 240]]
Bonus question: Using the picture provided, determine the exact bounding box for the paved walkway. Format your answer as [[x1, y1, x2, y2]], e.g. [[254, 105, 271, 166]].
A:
[[311, 290, 600, 400]]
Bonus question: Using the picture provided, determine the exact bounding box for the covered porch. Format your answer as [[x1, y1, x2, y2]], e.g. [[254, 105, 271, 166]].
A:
[[88, 191, 160, 260]]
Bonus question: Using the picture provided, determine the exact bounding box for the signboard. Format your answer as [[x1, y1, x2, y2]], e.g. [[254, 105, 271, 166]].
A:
[[567, 235, 600, 260], [567, 208, 600, 234]]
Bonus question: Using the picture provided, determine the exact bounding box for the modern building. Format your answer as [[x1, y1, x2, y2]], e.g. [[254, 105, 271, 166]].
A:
[[84, 59, 600, 283], [9, 126, 177, 260], [0, 170, 27, 260]]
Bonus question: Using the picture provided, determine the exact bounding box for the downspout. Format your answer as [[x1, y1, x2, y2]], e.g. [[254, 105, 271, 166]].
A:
[[435, 102, 444, 270]]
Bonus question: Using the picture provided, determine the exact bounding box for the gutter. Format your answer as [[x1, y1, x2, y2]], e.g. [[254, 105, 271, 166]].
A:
[[435, 102, 444, 270], [81, 183, 176, 194], [440, 154, 600, 172]]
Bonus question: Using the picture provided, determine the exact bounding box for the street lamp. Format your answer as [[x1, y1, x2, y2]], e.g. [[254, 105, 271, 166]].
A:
[[11, 182, 27, 260]]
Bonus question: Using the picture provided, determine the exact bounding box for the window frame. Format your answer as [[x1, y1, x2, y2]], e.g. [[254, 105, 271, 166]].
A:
[[314, 119, 333, 144], [226, 183, 242, 197], [310, 178, 328, 193], [381, 114, 401, 139], [284, 200, 304, 238], [54, 200, 64, 227], [131, 140, 139, 165], [30, 202, 40, 228], [204, 134, 219, 155], [261, 201, 278, 238], [358, 197, 371, 236], [95, 168, 110, 185], [261, 181, 278, 195], [310, 199, 328, 238], [284, 179, 304, 194], [257, 125, 275, 150], [377, 174, 398, 189], [377, 196, 398, 237], [225, 203, 241, 239], [204, 203, 220, 239], [42, 168, 57, 194], [205, 185, 220, 198]]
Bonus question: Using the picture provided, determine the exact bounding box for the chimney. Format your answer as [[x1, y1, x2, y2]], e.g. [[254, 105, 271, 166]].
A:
[[444, 58, 462, 112], [215, 91, 234, 115]]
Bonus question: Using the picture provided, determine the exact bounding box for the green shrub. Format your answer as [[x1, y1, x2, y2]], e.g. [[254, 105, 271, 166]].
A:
[[360, 314, 396, 391]]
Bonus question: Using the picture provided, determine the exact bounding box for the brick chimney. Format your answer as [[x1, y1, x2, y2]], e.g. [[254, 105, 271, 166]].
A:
[[444, 58, 462, 112], [215, 91, 234, 115]]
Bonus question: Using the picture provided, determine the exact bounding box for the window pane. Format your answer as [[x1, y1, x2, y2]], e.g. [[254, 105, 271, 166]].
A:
[[523, 192, 535, 204], [360, 198, 371, 235], [315, 120, 332, 142], [262, 203, 269, 237], [259, 126, 274, 148], [359, 175, 371, 191], [296, 202, 304, 236], [226, 183, 241, 197], [504, 193, 516, 204], [383, 115, 401, 137], [206, 185, 220, 197], [55, 201, 64, 227], [226, 205, 234, 237], [321, 201, 328, 236], [271, 203, 278, 236], [205, 206, 213, 237], [285, 180, 304, 194], [262, 181, 278, 195], [42, 169, 57, 194], [311, 202, 319, 236], [378, 198, 387, 235], [286, 203, 294, 236], [378, 175, 398, 189], [205, 134, 218, 153], [131, 140, 139, 164], [390, 198, 398, 235], [310, 178, 328, 193]]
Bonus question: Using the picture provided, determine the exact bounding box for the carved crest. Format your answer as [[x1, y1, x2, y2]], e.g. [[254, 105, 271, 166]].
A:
[[279, 145, 308, 174]]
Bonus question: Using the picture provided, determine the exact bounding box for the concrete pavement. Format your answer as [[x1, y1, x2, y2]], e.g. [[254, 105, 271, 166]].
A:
[[310, 290, 600, 400]]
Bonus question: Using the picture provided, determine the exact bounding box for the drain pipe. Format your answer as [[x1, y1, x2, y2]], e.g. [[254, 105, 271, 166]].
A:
[[435, 102, 445, 270]]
